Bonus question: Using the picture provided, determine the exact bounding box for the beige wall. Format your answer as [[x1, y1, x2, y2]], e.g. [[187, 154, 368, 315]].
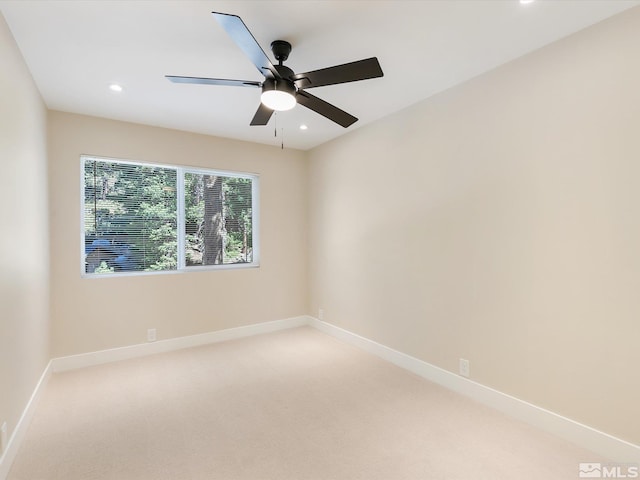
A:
[[0, 13, 50, 452], [308, 8, 640, 445], [48, 112, 308, 357]]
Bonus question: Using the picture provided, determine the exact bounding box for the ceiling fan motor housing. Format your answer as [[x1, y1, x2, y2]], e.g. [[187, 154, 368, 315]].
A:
[[262, 76, 296, 99], [263, 64, 296, 97], [262, 63, 296, 111]]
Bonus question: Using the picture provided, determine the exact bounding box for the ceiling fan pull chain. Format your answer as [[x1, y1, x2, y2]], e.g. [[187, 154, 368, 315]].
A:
[[281, 128, 284, 150], [274, 112, 278, 137]]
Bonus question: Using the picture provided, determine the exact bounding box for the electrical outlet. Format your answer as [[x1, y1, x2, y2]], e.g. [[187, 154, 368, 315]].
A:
[[318, 309, 324, 321], [1, 421, 7, 454], [459, 358, 470, 378], [147, 328, 157, 342]]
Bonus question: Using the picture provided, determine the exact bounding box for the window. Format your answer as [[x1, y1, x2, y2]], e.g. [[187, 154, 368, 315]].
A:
[[82, 156, 259, 276]]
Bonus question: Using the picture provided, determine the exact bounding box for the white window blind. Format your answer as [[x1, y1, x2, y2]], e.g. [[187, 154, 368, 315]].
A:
[[82, 156, 259, 276]]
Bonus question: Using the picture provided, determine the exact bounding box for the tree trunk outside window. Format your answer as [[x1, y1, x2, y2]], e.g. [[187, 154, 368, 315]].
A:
[[203, 175, 224, 265]]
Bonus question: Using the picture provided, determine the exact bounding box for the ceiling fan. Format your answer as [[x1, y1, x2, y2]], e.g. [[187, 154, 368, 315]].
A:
[[166, 12, 384, 128]]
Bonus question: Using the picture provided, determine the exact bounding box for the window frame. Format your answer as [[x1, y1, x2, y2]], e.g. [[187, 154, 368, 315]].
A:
[[80, 155, 260, 278]]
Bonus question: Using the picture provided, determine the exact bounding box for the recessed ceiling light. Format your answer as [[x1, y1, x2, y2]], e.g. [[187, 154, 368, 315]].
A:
[[299, 124, 308, 130], [109, 83, 123, 92], [519, 0, 535, 4]]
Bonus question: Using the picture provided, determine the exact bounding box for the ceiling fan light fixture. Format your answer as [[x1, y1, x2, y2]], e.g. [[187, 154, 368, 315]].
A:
[[261, 78, 296, 111]]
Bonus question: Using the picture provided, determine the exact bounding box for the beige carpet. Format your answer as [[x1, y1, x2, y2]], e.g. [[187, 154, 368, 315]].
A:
[[8, 327, 604, 480]]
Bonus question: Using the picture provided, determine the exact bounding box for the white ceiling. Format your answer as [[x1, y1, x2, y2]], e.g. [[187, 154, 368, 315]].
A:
[[2, 0, 638, 151]]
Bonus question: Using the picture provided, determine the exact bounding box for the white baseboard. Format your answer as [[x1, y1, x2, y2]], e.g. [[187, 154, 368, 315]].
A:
[[0, 360, 52, 480], [308, 317, 640, 463], [52, 316, 309, 372]]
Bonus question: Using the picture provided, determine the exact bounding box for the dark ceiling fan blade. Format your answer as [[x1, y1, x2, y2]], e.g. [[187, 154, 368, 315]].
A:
[[212, 12, 278, 79], [250, 103, 275, 126], [291, 57, 383, 89], [166, 75, 261, 88], [296, 90, 358, 128]]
